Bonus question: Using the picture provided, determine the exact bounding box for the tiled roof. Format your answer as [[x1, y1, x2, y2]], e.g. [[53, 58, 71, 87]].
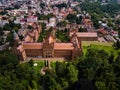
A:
[[24, 35, 32, 42], [23, 43, 43, 49], [45, 35, 55, 43], [70, 32, 98, 37], [54, 43, 74, 50], [17, 45, 24, 52]]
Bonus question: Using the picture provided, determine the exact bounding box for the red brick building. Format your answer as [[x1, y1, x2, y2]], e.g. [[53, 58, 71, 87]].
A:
[[16, 33, 82, 60], [69, 30, 98, 41]]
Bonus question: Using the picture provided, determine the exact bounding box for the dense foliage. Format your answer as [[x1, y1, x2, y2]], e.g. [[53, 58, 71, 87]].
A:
[[56, 30, 70, 42], [52, 3, 68, 8], [36, 13, 55, 20], [2, 21, 21, 31], [81, 2, 120, 16], [114, 40, 120, 49], [0, 51, 41, 90], [0, 46, 120, 90], [66, 14, 82, 24], [80, 2, 120, 29]]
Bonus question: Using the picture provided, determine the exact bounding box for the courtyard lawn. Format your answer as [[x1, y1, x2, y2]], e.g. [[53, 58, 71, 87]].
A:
[[33, 60, 57, 74], [33, 60, 44, 73]]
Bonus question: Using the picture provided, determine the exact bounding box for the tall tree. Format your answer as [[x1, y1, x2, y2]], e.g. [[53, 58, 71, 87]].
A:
[[66, 63, 78, 84]]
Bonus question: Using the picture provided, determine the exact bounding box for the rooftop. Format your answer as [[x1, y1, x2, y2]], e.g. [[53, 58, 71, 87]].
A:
[[23, 43, 43, 49], [70, 32, 98, 37], [54, 43, 74, 50]]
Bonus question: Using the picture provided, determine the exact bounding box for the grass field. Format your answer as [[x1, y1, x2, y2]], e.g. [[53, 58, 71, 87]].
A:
[[33, 60, 56, 74], [33, 60, 44, 73], [83, 44, 120, 60], [82, 41, 113, 46], [82, 41, 120, 58]]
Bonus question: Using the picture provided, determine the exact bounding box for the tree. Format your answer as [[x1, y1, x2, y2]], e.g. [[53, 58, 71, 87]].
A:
[[55, 61, 66, 77], [95, 81, 106, 90], [0, 27, 3, 35], [3, 23, 11, 30], [56, 30, 69, 42], [31, 80, 37, 89], [27, 85, 32, 90], [43, 75, 62, 90], [66, 14, 77, 23], [78, 27, 87, 32], [113, 54, 120, 89], [114, 40, 120, 49], [53, 3, 67, 8], [91, 13, 101, 29], [108, 52, 114, 64], [107, 82, 118, 90], [116, 19, 120, 25], [28, 59, 34, 67], [66, 63, 78, 84], [0, 52, 19, 70], [114, 54, 120, 76], [0, 10, 7, 15], [59, 79, 69, 90], [41, 23, 46, 30], [83, 68, 95, 80], [40, 3, 45, 8], [6, 32, 14, 46], [3, 21, 21, 31], [46, 69, 57, 78], [57, 21, 67, 27]]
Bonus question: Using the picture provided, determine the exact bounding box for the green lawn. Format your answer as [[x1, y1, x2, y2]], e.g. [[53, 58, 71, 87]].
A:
[[33, 60, 44, 73], [82, 41, 113, 46], [83, 45, 120, 60], [82, 41, 120, 59], [33, 60, 56, 74]]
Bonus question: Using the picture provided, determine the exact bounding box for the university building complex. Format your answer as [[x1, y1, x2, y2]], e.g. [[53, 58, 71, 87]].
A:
[[12, 23, 98, 61]]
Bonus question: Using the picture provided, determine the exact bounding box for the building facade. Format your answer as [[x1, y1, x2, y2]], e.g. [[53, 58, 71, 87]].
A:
[[69, 29, 98, 41], [16, 33, 82, 60]]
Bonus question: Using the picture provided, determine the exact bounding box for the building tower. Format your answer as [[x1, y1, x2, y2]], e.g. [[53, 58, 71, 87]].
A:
[[43, 35, 55, 58], [70, 33, 82, 59]]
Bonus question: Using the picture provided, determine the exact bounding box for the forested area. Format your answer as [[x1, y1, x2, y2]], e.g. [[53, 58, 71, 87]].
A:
[[80, 1, 120, 29], [0, 46, 120, 90], [80, 2, 120, 16]]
